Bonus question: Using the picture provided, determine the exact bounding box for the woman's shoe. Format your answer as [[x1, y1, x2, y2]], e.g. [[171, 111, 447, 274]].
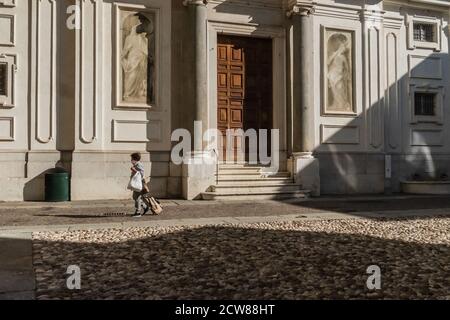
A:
[[132, 211, 142, 218]]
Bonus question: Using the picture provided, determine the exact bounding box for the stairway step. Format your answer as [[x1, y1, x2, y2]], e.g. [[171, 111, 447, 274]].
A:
[[218, 162, 264, 166], [201, 190, 310, 201], [206, 163, 298, 200], [218, 169, 262, 175], [217, 177, 293, 184], [218, 171, 291, 179], [219, 164, 268, 169], [211, 184, 302, 193]]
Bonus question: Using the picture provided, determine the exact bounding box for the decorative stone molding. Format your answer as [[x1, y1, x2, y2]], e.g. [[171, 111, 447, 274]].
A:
[[0, 117, 14, 141], [79, 0, 100, 144], [360, 8, 385, 25], [313, 6, 359, 21], [384, 14, 404, 30], [0, 14, 15, 47], [34, 0, 57, 144], [183, 0, 208, 6], [286, 1, 315, 18], [0, 53, 17, 109], [409, 84, 445, 125], [0, 0, 16, 8], [209, 0, 281, 9], [406, 14, 442, 51]]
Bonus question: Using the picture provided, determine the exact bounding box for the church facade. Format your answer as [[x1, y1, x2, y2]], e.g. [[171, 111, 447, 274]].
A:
[[1, 0, 449, 201]]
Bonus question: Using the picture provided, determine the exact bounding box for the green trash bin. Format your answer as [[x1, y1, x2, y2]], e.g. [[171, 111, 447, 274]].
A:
[[45, 169, 70, 202]]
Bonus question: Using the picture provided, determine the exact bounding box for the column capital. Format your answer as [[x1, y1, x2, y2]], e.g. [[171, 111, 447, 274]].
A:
[[286, 1, 315, 18], [183, 0, 208, 6]]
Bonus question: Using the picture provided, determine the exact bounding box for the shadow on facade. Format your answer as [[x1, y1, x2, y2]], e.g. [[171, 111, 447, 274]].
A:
[[313, 52, 448, 196], [213, 1, 449, 199], [27, 223, 449, 299]]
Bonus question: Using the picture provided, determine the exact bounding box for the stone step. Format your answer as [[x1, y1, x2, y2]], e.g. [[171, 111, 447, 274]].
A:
[[201, 190, 310, 201], [217, 177, 294, 184], [210, 184, 302, 193], [218, 168, 262, 175], [218, 164, 268, 169], [217, 172, 291, 179], [206, 163, 299, 200]]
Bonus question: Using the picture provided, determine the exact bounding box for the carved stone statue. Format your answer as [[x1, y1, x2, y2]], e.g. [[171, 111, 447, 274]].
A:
[[120, 12, 155, 105], [326, 32, 353, 112]]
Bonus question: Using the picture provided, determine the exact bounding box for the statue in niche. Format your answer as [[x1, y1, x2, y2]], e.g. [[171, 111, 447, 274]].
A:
[[120, 11, 155, 105], [326, 31, 353, 113]]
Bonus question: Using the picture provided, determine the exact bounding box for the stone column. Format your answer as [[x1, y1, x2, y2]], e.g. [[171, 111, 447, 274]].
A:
[[287, 1, 320, 196], [184, 0, 209, 152], [182, 0, 215, 200]]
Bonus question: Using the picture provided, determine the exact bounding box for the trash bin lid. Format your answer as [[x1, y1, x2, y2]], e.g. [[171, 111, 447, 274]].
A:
[[45, 167, 69, 176]]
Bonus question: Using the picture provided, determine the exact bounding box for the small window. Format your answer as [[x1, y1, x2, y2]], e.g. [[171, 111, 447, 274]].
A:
[[415, 92, 436, 116], [413, 23, 435, 42], [0, 63, 7, 96]]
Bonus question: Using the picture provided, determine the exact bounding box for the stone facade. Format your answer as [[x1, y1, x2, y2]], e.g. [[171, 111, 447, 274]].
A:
[[0, 0, 449, 201]]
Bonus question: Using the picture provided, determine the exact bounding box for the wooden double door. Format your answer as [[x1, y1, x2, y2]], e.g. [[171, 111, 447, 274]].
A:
[[217, 35, 273, 162]]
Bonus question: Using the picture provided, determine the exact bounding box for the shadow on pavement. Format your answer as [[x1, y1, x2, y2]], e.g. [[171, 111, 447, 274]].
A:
[[283, 195, 450, 214], [31, 220, 449, 300]]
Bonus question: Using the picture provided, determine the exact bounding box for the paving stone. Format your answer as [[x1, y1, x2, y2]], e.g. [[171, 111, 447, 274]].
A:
[[31, 216, 450, 300]]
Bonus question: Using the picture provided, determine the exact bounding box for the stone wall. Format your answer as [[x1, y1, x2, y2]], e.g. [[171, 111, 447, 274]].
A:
[[311, 0, 450, 194]]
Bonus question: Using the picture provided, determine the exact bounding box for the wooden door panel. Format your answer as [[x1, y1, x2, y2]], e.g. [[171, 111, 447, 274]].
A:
[[218, 73, 228, 88], [230, 74, 243, 89], [231, 47, 243, 62], [229, 99, 243, 107], [230, 109, 243, 124], [218, 107, 228, 122], [230, 91, 244, 99], [218, 46, 228, 61]]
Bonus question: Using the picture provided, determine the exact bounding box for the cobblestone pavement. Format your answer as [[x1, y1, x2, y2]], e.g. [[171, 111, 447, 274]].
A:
[[32, 216, 450, 300]]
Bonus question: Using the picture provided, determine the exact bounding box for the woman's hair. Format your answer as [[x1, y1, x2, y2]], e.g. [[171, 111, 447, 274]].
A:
[[131, 152, 141, 161]]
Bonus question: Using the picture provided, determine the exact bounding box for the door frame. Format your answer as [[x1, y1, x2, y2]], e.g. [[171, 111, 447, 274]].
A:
[[207, 22, 287, 166]]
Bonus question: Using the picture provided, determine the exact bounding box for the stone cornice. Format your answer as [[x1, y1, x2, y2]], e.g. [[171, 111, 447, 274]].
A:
[[360, 8, 385, 24], [409, 0, 450, 7], [286, 1, 315, 18], [183, 0, 208, 6], [386, 0, 450, 12], [383, 14, 404, 30]]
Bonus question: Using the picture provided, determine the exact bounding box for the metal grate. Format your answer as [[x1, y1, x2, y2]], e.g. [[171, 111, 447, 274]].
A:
[[413, 23, 435, 42], [414, 92, 436, 116], [102, 212, 127, 217], [0, 63, 7, 96]]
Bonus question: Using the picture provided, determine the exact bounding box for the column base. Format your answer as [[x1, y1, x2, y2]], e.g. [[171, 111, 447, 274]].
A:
[[289, 152, 320, 197], [182, 151, 217, 200]]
